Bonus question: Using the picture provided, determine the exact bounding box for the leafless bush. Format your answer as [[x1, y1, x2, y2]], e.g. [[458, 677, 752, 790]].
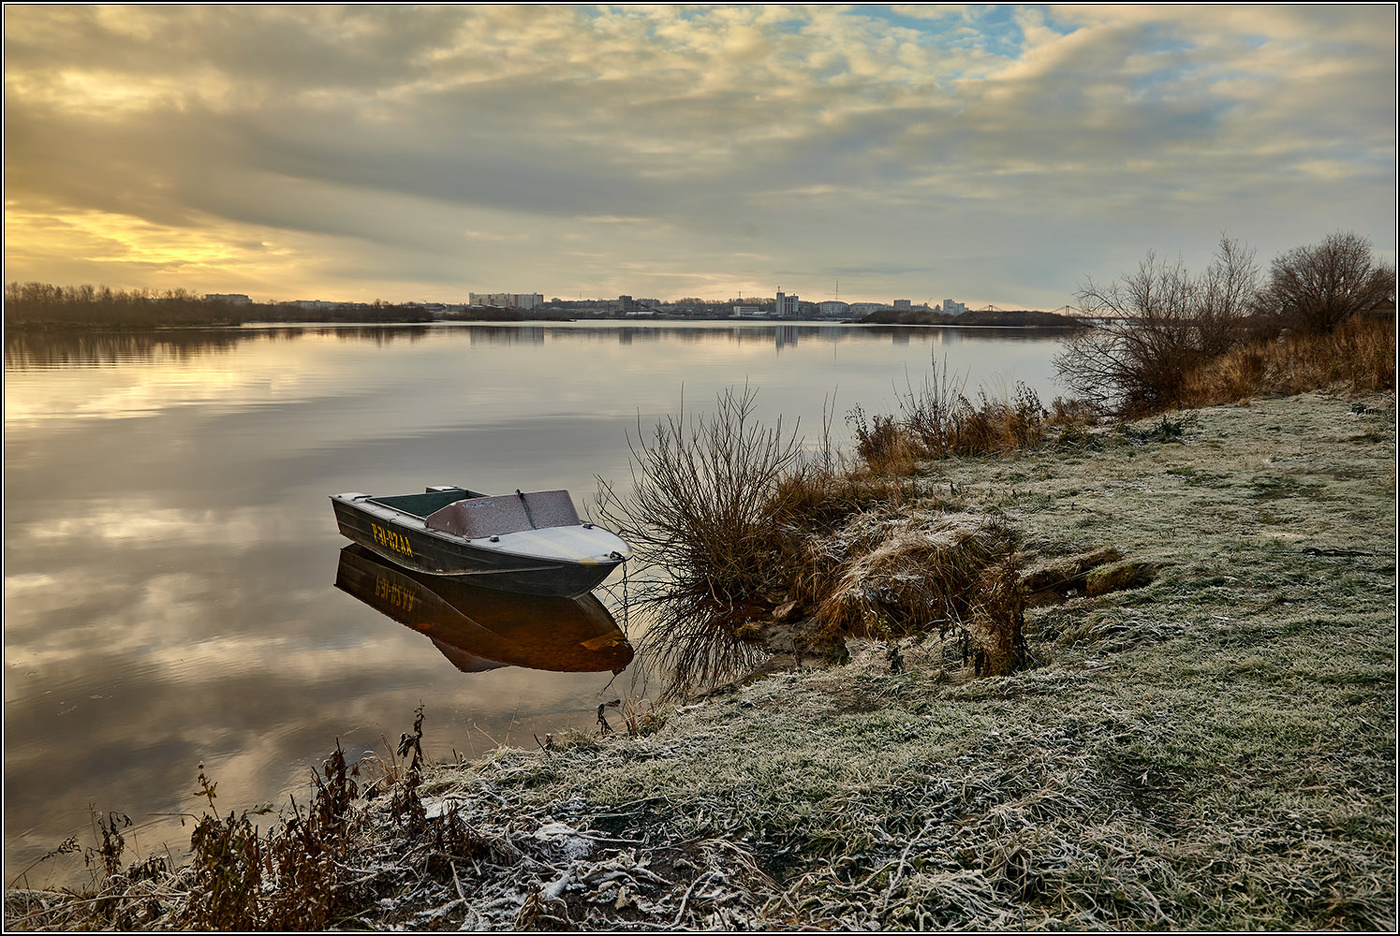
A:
[[1257, 231, 1396, 335], [594, 386, 813, 692], [1054, 236, 1260, 416], [595, 384, 804, 605]]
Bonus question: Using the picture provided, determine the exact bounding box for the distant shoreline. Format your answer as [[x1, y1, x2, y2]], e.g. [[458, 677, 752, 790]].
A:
[[4, 313, 1087, 332]]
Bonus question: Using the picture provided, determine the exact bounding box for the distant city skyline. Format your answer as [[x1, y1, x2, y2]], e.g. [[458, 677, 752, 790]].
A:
[[204, 290, 980, 315], [5, 6, 1394, 308]]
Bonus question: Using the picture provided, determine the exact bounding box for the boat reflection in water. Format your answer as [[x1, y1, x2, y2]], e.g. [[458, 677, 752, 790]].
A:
[[335, 545, 633, 675]]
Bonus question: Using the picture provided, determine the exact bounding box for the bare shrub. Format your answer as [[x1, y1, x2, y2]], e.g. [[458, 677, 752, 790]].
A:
[[1257, 231, 1396, 335], [595, 385, 813, 693], [1054, 236, 1259, 416], [596, 384, 804, 605]]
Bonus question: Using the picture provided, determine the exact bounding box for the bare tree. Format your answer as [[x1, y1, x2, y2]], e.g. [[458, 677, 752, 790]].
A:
[[1053, 235, 1259, 415], [1258, 231, 1396, 334], [1197, 235, 1259, 353]]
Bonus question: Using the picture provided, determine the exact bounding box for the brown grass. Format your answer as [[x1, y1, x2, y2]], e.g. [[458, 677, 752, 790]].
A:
[[1181, 315, 1395, 405], [809, 510, 1022, 671], [848, 365, 1098, 475]]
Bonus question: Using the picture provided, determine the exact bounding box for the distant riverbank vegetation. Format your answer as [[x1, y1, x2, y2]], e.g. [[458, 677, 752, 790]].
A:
[[3, 283, 433, 328], [1056, 231, 1395, 417]]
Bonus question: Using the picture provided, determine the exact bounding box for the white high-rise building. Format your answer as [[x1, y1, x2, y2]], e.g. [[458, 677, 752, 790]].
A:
[[774, 291, 800, 317], [469, 292, 544, 310]]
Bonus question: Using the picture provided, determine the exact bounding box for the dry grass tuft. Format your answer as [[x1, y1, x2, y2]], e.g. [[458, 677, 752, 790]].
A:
[[847, 365, 1070, 472], [811, 510, 1020, 664]]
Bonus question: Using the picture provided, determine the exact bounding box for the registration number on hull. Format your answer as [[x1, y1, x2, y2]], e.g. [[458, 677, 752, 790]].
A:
[[370, 522, 414, 558]]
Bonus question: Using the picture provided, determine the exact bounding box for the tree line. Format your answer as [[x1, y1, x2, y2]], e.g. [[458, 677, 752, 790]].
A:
[[3, 283, 433, 327], [1055, 231, 1395, 415]]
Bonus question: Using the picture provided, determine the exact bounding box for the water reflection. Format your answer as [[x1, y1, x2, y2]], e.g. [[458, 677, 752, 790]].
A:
[[334, 545, 633, 675], [3, 325, 432, 369], [6, 321, 1071, 370]]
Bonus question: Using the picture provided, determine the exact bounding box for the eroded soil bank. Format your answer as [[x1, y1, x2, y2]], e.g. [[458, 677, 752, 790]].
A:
[[9, 391, 1395, 930]]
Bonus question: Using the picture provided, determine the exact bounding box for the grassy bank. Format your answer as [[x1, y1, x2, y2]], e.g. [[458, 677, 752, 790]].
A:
[[9, 389, 1393, 930]]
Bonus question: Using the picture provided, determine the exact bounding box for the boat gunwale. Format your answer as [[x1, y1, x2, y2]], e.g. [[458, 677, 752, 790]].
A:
[[332, 492, 631, 566]]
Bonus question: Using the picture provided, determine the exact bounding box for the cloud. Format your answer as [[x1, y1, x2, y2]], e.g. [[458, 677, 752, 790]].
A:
[[4, 4, 1394, 305]]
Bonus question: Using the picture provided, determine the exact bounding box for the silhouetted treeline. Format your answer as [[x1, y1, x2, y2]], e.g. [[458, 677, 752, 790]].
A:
[[5, 283, 245, 327], [250, 301, 433, 324], [4, 326, 254, 368], [4, 283, 434, 328]]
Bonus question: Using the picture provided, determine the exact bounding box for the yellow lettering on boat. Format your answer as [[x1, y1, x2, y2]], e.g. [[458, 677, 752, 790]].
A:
[[369, 522, 414, 558]]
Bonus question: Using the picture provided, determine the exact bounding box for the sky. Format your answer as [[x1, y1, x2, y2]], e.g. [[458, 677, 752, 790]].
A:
[[4, 4, 1396, 308]]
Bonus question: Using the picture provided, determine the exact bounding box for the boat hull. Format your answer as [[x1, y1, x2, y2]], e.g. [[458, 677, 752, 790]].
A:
[[330, 493, 626, 598]]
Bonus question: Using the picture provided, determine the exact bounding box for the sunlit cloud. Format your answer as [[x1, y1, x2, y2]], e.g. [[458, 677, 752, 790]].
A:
[[4, 4, 1393, 306]]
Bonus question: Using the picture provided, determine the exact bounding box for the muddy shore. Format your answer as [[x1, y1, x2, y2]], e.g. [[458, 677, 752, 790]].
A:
[[8, 390, 1394, 930]]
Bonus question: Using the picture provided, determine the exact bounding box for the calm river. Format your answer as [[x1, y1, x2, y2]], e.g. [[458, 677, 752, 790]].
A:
[[4, 321, 1068, 882]]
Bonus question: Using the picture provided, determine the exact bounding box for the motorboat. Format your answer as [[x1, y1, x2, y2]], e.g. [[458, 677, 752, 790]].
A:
[[330, 485, 629, 598]]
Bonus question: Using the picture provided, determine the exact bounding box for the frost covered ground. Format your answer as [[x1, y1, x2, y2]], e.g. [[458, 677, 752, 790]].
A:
[[8, 391, 1394, 930]]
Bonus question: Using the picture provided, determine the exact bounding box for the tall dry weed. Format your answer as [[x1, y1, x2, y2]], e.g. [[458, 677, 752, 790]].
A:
[[848, 364, 1054, 470]]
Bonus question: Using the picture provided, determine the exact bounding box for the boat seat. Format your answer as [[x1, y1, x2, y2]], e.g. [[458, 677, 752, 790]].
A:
[[520, 489, 582, 528], [426, 490, 580, 538]]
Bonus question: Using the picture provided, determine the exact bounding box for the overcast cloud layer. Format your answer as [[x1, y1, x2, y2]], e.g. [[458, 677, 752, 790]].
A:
[[4, 4, 1395, 306]]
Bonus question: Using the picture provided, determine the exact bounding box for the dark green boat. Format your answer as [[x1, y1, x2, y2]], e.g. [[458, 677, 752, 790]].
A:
[[330, 485, 630, 598]]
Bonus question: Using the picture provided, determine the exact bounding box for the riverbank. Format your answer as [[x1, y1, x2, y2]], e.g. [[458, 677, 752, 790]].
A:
[[858, 308, 1084, 327], [7, 390, 1394, 930]]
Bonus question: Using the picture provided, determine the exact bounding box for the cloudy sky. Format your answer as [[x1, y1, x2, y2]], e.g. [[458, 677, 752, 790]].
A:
[[4, 4, 1395, 307]]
